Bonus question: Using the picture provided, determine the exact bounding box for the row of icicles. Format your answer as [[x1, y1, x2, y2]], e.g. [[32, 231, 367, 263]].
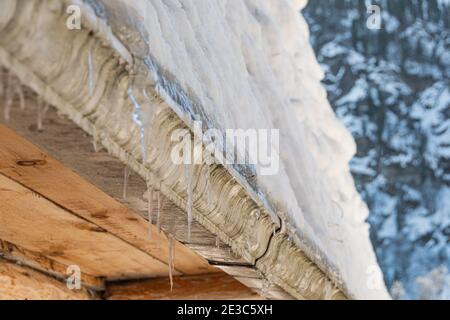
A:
[[123, 160, 272, 296], [0, 68, 49, 130], [0, 65, 274, 296], [122, 160, 209, 291]]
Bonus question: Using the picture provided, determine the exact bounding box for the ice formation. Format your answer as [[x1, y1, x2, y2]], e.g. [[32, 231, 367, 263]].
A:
[[88, 0, 387, 298], [123, 165, 130, 200], [0, 0, 391, 299]]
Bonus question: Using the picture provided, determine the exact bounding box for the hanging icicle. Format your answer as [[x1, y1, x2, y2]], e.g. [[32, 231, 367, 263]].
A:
[[37, 96, 43, 131], [16, 84, 25, 111], [0, 69, 4, 98], [127, 85, 147, 163], [145, 178, 154, 238], [123, 165, 130, 200], [92, 126, 99, 152], [168, 235, 175, 292], [36, 92, 49, 131], [127, 70, 156, 165], [4, 73, 13, 122], [215, 236, 220, 248]]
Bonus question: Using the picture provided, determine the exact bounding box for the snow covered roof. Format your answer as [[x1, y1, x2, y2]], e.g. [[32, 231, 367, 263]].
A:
[[95, 0, 388, 298], [0, 0, 390, 299]]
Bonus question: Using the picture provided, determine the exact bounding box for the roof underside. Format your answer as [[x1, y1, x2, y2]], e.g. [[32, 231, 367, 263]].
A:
[[0, 0, 390, 299]]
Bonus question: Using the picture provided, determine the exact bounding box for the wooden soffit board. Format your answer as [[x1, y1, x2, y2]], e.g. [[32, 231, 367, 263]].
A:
[[0, 125, 218, 286], [105, 273, 260, 300], [0, 259, 92, 300]]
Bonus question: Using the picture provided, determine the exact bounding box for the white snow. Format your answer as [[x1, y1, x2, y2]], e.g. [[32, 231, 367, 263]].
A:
[[84, 0, 390, 299]]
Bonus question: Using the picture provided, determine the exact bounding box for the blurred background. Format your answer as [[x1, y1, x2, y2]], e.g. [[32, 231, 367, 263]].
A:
[[304, 0, 449, 299]]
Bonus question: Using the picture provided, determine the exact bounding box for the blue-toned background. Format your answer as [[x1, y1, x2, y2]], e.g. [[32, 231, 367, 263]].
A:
[[304, 0, 450, 299]]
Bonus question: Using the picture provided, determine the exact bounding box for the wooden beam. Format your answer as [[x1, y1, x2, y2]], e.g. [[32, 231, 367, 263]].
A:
[[0, 125, 215, 276], [0, 239, 104, 289], [0, 174, 171, 279], [105, 273, 260, 300], [0, 89, 290, 299], [0, 258, 92, 300], [0, 88, 251, 263]]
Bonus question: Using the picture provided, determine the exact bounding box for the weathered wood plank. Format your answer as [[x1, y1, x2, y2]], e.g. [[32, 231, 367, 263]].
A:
[[0, 239, 104, 289], [0, 174, 171, 279], [105, 273, 260, 300], [0, 258, 92, 300], [0, 89, 243, 251], [0, 81, 285, 298], [0, 125, 215, 276]]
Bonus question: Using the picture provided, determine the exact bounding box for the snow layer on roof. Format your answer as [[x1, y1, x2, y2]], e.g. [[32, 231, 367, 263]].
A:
[[83, 0, 390, 299]]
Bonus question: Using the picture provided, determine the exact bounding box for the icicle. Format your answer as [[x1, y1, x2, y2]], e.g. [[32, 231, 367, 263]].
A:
[[16, 85, 25, 111], [92, 126, 99, 152], [147, 185, 154, 238], [127, 78, 152, 164], [37, 96, 48, 131], [128, 91, 146, 162], [168, 235, 174, 291], [171, 236, 175, 272], [4, 74, 13, 122], [215, 236, 220, 248], [0, 70, 4, 98], [146, 185, 153, 224], [185, 163, 193, 241], [123, 165, 130, 200], [37, 97, 43, 130]]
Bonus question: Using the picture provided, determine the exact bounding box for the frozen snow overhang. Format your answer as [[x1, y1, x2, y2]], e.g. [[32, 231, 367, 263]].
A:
[[0, 0, 390, 299]]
